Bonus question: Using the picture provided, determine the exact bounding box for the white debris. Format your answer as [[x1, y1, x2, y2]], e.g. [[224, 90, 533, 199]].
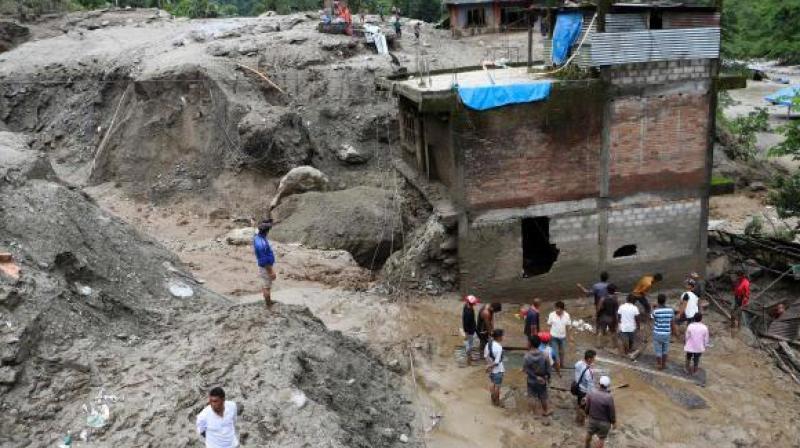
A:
[[399, 433, 409, 443], [289, 390, 307, 409], [167, 280, 194, 299]]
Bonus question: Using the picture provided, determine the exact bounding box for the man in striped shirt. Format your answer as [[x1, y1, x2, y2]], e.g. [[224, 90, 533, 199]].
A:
[[651, 294, 677, 371]]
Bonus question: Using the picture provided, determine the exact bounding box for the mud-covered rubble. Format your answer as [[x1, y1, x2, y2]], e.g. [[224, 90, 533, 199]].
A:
[[0, 178, 418, 446]]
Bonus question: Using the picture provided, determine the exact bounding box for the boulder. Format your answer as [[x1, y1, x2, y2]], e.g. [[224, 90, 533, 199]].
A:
[[269, 166, 329, 210], [237, 110, 314, 174], [334, 144, 371, 165], [271, 187, 401, 267]]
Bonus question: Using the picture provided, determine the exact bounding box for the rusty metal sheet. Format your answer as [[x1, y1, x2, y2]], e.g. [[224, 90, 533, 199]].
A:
[[663, 12, 721, 29], [606, 13, 648, 32]]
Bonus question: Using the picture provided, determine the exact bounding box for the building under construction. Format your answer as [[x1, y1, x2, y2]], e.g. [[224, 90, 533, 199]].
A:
[[383, 0, 729, 300]]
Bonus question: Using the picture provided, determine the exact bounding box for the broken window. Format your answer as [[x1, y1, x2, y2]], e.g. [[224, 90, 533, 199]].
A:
[[467, 8, 486, 27], [613, 244, 638, 258], [522, 217, 559, 277]]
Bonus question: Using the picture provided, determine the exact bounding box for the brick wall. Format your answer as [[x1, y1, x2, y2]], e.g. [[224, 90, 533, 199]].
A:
[[453, 84, 605, 211], [607, 199, 701, 261], [608, 59, 713, 86], [609, 92, 709, 196]]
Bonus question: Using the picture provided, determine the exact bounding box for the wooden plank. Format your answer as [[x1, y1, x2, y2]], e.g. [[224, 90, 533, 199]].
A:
[[779, 342, 800, 372], [758, 332, 800, 349]]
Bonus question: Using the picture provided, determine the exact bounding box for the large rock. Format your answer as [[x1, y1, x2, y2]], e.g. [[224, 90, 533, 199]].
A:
[[269, 166, 329, 210], [271, 187, 402, 268], [381, 215, 457, 294], [237, 109, 314, 174], [0, 132, 55, 185], [0, 21, 29, 53]]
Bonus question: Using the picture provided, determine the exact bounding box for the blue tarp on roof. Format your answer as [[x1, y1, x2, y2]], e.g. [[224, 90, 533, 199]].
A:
[[457, 81, 552, 111], [552, 12, 583, 66], [765, 85, 800, 107]]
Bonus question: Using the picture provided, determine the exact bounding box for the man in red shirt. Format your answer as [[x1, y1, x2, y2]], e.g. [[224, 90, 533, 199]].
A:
[[732, 270, 750, 329]]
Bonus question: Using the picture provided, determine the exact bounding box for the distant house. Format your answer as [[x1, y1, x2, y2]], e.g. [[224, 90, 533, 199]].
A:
[[382, 0, 735, 300], [445, 0, 535, 37]]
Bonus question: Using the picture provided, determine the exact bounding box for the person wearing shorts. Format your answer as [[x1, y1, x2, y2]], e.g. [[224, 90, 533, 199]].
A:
[[584, 376, 616, 448], [523, 334, 552, 416], [574, 350, 596, 425], [617, 295, 640, 354], [253, 220, 276, 307], [484, 329, 505, 406], [652, 294, 677, 370]]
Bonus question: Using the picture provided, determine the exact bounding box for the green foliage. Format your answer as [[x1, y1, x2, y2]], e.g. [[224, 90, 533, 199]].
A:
[[711, 174, 734, 186], [719, 107, 770, 161], [723, 0, 800, 64], [768, 95, 800, 161], [744, 215, 764, 236], [770, 173, 800, 220]]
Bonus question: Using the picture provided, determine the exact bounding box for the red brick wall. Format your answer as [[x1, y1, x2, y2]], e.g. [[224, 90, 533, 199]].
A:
[[453, 85, 605, 211], [609, 93, 709, 196]]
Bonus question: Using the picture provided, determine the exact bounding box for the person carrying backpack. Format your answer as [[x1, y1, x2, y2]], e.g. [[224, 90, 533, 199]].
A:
[[484, 329, 505, 407], [523, 334, 552, 416]]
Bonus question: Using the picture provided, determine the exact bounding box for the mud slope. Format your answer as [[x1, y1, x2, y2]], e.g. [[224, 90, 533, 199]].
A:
[[0, 177, 418, 447]]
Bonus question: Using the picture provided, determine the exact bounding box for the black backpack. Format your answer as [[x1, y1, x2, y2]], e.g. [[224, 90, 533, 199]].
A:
[[570, 364, 590, 396]]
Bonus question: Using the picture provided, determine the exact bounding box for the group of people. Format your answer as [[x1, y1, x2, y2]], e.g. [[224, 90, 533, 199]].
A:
[[460, 269, 752, 447], [463, 296, 615, 447]]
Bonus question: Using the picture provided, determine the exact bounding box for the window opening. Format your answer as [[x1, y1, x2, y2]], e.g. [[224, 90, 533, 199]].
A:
[[613, 244, 638, 258]]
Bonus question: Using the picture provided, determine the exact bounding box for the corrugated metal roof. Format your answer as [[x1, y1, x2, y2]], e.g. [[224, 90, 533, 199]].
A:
[[663, 12, 721, 29], [588, 27, 720, 66], [605, 13, 648, 32]]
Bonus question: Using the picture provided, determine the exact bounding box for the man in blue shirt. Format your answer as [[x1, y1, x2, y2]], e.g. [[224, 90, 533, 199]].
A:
[[253, 219, 276, 307], [651, 294, 677, 371]]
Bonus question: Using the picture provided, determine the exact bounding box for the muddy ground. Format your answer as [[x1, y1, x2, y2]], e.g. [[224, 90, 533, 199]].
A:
[[1, 8, 800, 448]]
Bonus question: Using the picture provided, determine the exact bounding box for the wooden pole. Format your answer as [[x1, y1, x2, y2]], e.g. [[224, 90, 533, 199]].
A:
[[236, 63, 286, 95], [527, 10, 533, 69]]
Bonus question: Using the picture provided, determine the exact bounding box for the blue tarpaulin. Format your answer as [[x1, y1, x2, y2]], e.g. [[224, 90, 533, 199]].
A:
[[551, 12, 584, 65], [457, 81, 553, 111], [765, 85, 800, 107]]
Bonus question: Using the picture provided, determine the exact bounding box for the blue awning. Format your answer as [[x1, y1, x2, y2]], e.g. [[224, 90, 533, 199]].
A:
[[457, 81, 552, 111], [765, 85, 800, 107], [552, 12, 584, 66]]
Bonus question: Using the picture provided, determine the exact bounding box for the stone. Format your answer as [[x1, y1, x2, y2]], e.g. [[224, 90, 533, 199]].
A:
[[334, 144, 371, 165], [269, 166, 329, 210], [0, 366, 18, 385], [167, 280, 194, 299], [225, 227, 256, 246], [399, 434, 409, 443], [289, 390, 307, 408], [749, 181, 767, 192], [439, 237, 457, 251], [706, 255, 730, 281]]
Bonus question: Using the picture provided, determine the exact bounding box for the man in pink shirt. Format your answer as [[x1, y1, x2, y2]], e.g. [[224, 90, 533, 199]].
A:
[[684, 313, 710, 376]]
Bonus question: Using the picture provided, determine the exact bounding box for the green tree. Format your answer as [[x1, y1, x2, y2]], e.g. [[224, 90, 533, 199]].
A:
[[723, 0, 800, 64], [768, 95, 800, 161]]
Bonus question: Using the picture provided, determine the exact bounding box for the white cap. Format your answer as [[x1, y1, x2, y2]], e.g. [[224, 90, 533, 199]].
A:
[[599, 376, 611, 388]]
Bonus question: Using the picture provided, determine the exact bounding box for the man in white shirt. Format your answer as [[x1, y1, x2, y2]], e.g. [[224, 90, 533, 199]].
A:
[[484, 328, 505, 407], [617, 295, 640, 354], [678, 279, 700, 328], [196, 387, 239, 448], [547, 301, 572, 370]]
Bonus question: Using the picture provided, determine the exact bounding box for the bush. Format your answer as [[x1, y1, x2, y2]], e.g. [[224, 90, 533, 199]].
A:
[[768, 95, 800, 161], [769, 173, 800, 220], [744, 215, 764, 236], [719, 107, 770, 161]]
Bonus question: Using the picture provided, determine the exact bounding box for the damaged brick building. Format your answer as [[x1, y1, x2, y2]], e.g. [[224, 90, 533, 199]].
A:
[[383, 0, 724, 300]]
